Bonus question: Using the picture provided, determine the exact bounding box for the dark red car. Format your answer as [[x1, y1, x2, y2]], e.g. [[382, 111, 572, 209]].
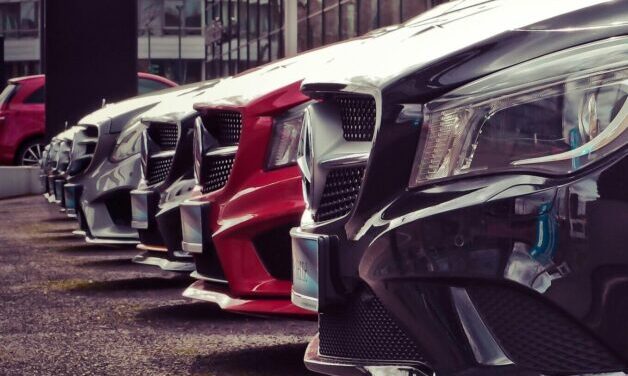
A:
[[0, 72, 177, 166]]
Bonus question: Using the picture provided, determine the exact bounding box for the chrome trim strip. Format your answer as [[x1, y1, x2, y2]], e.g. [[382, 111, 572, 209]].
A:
[[151, 150, 177, 159], [190, 270, 228, 284], [451, 287, 513, 366], [291, 290, 319, 312], [132, 252, 195, 272], [131, 220, 149, 230], [85, 236, 139, 245], [205, 146, 238, 157], [320, 152, 370, 168], [181, 240, 203, 254]]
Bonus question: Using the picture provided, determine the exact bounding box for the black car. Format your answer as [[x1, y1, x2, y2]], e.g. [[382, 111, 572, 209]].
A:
[[292, 1, 628, 375]]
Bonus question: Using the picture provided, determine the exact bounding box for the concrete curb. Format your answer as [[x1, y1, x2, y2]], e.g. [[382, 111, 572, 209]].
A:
[[0, 166, 45, 199]]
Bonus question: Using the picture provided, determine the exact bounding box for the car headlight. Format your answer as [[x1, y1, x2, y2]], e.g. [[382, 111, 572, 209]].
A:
[[110, 122, 144, 162], [266, 104, 308, 170], [409, 38, 627, 188]]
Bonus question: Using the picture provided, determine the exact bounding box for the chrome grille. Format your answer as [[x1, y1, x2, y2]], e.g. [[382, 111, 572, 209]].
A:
[[57, 141, 72, 173], [201, 155, 235, 194], [333, 93, 376, 142], [147, 122, 178, 149], [68, 125, 99, 176], [315, 166, 365, 222], [203, 111, 242, 145], [146, 155, 174, 186]]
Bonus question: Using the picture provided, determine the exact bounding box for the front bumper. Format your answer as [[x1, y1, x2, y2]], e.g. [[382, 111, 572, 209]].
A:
[[304, 334, 433, 376], [180, 171, 314, 316], [131, 189, 195, 272], [63, 184, 82, 217], [53, 178, 66, 206], [132, 251, 194, 272], [183, 280, 311, 316], [316, 156, 628, 375]]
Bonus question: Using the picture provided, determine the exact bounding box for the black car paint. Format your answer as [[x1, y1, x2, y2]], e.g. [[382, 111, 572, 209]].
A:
[[303, 1, 628, 375]]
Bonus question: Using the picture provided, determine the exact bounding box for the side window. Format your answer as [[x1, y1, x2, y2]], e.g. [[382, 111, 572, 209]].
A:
[[138, 78, 171, 94], [24, 86, 45, 104]]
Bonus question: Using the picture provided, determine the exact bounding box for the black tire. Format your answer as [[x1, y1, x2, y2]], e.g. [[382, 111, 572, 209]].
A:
[[16, 138, 45, 166]]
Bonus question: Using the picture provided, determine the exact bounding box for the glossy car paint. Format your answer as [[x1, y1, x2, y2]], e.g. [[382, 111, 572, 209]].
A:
[[181, 43, 368, 316], [65, 86, 188, 243], [0, 73, 176, 165], [131, 80, 222, 271], [0, 75, 45, 165], [296, 0, 628, 375]]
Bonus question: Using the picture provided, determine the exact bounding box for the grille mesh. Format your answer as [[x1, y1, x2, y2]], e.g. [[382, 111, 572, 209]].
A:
[[148, 123, 179, 149], [468, 284, 624, 373], [319, 287, 425, 362], [147, 156, 174, 186], [68, 126, 98, 176], [315, 166, 365, 222], [203, 111, 242, 145], [332, 94, 376, 141], [201, 155, 235, 194]]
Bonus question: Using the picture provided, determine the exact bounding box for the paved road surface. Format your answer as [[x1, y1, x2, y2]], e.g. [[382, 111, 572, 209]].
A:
[[0, 195, 318, 376]]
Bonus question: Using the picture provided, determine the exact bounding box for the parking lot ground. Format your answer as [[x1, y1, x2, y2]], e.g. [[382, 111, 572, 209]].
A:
[[0, 195, 318, 376]]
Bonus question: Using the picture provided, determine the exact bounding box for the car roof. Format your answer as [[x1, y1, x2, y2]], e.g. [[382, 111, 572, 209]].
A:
[[8, 74, 45, 84]]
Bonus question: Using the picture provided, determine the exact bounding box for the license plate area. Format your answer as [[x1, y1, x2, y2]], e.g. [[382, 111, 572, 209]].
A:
[[291, 229, 329, 312], [54, 179, 65, 204], [63, 184, 83, 213], [131, 190, 158, 230], [180, 200, 211, 254]]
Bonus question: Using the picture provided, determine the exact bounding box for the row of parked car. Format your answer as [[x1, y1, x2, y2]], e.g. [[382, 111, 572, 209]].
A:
[[38, 0, 628, 375]]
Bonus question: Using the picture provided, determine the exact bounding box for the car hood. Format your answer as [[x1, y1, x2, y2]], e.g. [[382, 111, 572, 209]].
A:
[[192, 39, 368, 109], [302, 0, 624, 91], [138, 79, 222, 123], [78, 80, 220, 133]]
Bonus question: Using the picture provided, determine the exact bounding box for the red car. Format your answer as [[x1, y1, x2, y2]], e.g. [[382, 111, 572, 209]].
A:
[[0, 72, 177, 166], [179, 42, 357, 316]]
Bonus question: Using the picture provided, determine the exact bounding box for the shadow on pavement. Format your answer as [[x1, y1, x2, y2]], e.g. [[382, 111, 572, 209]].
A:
[[136, 302, 251, 323], [190, 343, 316, 376], [60, 276, 191, 292], [76, 258, 136, 268], [43, 217, 76, 223], [55, 244, 135, 254]]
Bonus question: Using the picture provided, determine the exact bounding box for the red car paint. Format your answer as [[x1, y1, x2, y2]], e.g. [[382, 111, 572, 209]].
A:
[[192, 81, 312, 316], [0, 73, 177, 165]]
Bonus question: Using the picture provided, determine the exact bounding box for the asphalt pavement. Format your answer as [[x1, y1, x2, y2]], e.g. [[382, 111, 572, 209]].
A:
[[0, 195, 318, 376]]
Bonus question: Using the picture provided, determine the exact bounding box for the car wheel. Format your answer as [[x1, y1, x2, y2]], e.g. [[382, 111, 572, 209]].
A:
[[17, 139, 45, 166]]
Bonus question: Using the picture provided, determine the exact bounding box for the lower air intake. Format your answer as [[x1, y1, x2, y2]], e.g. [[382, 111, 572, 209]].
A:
[[319, 287, 425, 362], [467, 284, 625, 374]]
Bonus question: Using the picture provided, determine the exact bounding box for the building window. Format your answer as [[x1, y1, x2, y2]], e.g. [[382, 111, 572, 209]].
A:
[[297, 0, 447, 52], [205, 0, 285, 79], [138, 59, 203, 84], [0, 0, 39, 38], [138, 0, 202, 36], [164, 0, 202, 35]]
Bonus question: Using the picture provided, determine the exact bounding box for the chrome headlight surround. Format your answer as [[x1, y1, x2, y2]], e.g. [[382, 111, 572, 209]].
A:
[[409, 37, 628, 188]]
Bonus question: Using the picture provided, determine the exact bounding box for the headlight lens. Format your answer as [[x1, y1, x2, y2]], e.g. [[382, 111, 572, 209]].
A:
[[110, 122, 144, 162], [266, 111, 305, 169], [410, 39, 628, 188]]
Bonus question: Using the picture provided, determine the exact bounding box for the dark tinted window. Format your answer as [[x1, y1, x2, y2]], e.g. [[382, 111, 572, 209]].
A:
[[138, 78, 171, 94], [24, 86, 45, 104]]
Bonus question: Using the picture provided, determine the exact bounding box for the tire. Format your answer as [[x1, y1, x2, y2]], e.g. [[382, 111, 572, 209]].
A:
[[16, 139, 45, 166]]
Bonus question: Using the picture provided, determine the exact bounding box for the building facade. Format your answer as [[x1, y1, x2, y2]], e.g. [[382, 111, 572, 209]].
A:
[[0, 0, 448, 84]]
